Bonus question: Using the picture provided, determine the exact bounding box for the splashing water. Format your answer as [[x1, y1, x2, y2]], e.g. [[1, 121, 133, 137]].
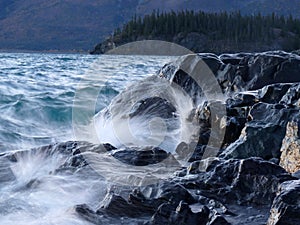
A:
[[0, 146, 106, 225], [94, 75, 199, 152], [0, 53, 177, 224]]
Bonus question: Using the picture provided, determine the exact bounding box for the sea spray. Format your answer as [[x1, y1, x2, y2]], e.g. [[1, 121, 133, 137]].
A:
[[0, 144, 106, 225], [94, 75, 199, 153]]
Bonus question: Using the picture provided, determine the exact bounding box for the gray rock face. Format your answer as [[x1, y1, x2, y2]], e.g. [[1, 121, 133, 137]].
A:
[[280, 120, 300, 173], [147, 201, 211, 225], [219, 81, 300, 161], [202, 157, 294, 205], [267, 180, 300, 225], [220, 102, 295, 160], [159, 51, 300, 95], [158, 52, 300, 163]]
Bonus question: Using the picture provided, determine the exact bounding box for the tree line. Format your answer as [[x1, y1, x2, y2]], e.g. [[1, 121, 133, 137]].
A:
[[108, 10, 300, 52]]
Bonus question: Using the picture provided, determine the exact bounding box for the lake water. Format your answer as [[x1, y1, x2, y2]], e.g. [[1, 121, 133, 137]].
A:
[[0, 53, 176, 224], [0, 53, 174, 152]]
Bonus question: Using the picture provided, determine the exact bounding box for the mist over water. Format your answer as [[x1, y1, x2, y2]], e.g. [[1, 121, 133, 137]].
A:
[[0, 53, 176, 224]]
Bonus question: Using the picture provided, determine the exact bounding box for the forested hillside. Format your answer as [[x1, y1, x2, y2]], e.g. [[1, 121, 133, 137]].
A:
[[91, 10, 300, 54], [1, 0, 300, 51]]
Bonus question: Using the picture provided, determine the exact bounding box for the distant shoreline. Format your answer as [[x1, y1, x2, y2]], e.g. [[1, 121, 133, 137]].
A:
[[0, 49, 90, 55]]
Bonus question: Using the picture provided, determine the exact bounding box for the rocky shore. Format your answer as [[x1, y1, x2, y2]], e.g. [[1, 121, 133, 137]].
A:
[[1, 51, 300, 224]]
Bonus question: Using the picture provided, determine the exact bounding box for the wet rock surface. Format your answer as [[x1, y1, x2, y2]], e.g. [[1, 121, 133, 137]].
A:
[[67, 52, 300, 224], [111, 147, 169, 166], [267, 180, 300, 225], [160, 51, 300, 94]]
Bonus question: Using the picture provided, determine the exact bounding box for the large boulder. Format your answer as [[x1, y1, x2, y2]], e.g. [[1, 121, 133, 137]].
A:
[[267, 180, 300, 225], [220, 102, 296, 160], [202, 157, 294, 205]]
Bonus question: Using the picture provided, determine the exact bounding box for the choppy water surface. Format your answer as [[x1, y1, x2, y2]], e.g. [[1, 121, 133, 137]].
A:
[[0, 53, 174, 224], [0, 53, 173, 151]]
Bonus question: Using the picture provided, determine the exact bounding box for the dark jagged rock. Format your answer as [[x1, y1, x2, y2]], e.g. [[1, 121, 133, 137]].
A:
[[147, 201, 210, 225], [55, 141, 116, 169], [72, 51, 300, 225], [76, 203, 148, 225], [158, 54, 223, 104], [280, 83, 300, 106], [158, 51, 300, 163], [219, 53, 247, 65], [220, 102, 298, 160], [142, 158, 288, 224], [208, 210, 231, 225], [218, 81, 300, 162], [267, 180, 300, 225], [201, 157, 294, 205], [75, 204, 103, 224], [226, 92, 258, 108], [133, 183, 196, 207], [147, 203, 175, 225], [102, 143, 117, 151], [159, 51, 300, 95], [233, 52, 300, 91], [111, 147, 169, 166], [187, 157, 222, 174], [98, 192, 154, 217], [222, 115, 247, 149], [129, 96, 177, 119], [258, 83, 292, 104]]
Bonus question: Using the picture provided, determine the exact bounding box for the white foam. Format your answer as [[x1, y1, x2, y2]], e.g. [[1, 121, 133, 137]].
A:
[[94, 75, 199, 153], [0, 149, 106, 225]]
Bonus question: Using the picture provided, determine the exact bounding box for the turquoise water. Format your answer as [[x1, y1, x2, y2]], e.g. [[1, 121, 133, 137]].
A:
[[0, 53, 172, 152]]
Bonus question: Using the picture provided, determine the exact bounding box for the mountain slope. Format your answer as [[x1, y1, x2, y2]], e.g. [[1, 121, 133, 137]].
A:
[[0, 0, 139, 51], [135, 0, 300, 17], [240, 0, 300, 17], [0, 0, 299, 51], [91, 10, 300, 54]]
